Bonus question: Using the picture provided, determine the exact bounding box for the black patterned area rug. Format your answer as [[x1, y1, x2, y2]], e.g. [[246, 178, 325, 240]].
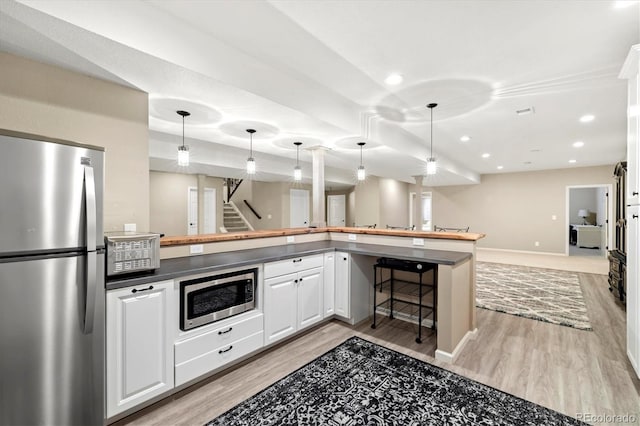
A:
[[476, 262, 592, 331], [206, 336, 584, 426]]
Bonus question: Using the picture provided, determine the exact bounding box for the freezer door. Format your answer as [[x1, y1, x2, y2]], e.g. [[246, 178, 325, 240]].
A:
[[0, 253, 105, 426], [0, 133, 104, 254]]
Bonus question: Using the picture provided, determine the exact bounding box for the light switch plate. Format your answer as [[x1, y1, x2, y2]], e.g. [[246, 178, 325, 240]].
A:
[[413, 238, 425, 246], [124, 223, 136, 232], [348, 234, 357, 241], [286, 236, 295, 243], [190, 244, 204, 254]]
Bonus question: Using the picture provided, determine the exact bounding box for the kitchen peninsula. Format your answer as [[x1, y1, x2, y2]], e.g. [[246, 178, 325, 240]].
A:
[[105, 227, 483, 421]]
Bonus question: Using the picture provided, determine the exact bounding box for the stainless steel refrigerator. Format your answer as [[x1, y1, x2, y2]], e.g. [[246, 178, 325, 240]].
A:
[[0, 131, 105, 425]]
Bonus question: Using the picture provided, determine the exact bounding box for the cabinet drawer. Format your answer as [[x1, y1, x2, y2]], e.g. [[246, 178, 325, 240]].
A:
[[264, 254, 323, 279], [175, 313, 263, 365], [175, 331, 264, 386]]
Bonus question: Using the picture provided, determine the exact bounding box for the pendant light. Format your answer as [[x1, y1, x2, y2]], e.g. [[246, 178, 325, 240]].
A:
[[177, 110, 190, 167], [357, 142, 366, 181], [426, 103, 438, 175], [293, 141, 302, 181], [246, 129, 256, 175]]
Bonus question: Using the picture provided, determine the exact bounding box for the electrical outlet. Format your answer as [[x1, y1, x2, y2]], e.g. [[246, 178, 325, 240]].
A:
[[124, 223, 136, 232], [286, 236, 295, 243], [348, 234, 357, 241], [534, 241, 540, 247], [190, 244, 204, 254], [413, 238, 425, 246], [551, 215, 557, 221]]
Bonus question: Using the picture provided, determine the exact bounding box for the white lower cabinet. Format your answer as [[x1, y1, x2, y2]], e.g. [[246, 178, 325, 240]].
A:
[[628, 205, 639, 377], [264, 255, 324, 345], [106, 280, 175, 418], [174, 312, 264, 386], [323, 252, 335, 317], [335, 252, 351, 319]]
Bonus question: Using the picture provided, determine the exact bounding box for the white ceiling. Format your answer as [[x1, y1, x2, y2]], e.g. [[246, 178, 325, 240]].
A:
[[1, 0, 638, 187]]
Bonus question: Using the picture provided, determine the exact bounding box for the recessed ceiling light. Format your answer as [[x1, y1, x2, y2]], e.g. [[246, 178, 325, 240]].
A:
[[384, 73, 403, 85], [569, 159, 577, 163], [573, 141, 584, 148], [530, 148, 541, 153], [482, 153, 490, 158], [497, 165, 504, 170], [460, 135, 471, 142], [524, 161, 532, 165], [579, 114, 595, 123]]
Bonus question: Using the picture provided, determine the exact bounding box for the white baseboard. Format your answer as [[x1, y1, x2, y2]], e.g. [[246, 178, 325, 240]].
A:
[[435, 328, 477, 363], [477, 247, 566, 257]]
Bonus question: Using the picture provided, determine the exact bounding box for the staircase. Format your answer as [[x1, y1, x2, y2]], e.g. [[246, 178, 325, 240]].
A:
[[223, 202, 252, 232]]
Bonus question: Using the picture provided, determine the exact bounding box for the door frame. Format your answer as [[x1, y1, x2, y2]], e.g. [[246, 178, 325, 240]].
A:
[[565, 184, 613, 256]]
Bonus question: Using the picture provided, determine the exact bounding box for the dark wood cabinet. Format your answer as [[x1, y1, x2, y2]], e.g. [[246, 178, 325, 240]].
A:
[[609, 161, 627, 303]]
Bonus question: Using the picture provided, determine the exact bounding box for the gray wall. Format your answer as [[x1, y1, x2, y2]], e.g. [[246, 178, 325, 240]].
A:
[[0, 52, 150, 232], [427, 165, 615, 253]]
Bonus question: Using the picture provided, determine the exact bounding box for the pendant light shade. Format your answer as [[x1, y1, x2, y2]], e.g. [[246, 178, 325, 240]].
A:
[[246, 129, 256, 175], [426, 103, 438, 175], [177, 110, 190, 167], [293, 141, 302, 181], [357, 142, 366, 181]]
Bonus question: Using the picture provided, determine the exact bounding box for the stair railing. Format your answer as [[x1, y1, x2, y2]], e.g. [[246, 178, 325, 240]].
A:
[[243, 199, 262, 220]]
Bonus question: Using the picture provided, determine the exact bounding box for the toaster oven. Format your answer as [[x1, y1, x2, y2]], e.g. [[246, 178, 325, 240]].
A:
[[105, 231, 161, 276]]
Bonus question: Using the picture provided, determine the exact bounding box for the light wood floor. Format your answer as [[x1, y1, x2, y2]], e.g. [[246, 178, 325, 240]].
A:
[[115, 272, 639, 426]]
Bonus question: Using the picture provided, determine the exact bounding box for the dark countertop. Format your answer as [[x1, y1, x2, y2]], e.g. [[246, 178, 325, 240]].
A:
[[106, 240, 472, 290]]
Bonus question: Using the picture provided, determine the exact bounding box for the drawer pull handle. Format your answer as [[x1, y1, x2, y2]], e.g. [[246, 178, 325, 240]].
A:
[[218, 327, 233, 335], [633, 214, 639, 219], [218, 345, 233, 354], [633, 191, 639, 196], [294, 279, 298, 283], [131, 285, 153, 294], [299, 277, 303, 282], [293, 258, 303, 263]]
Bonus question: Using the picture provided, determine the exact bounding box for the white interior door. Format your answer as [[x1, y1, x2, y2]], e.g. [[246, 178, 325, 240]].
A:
[[290, 189, 310, 227], [203, 187, 216, 234], [327, 194, 346, 226], [409, 192, 432, 231], [187, 187, 198, 235]]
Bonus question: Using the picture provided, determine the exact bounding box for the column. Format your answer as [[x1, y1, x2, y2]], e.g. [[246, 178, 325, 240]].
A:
[[413, 175, 424, 231], [311, 147, 327, 227]]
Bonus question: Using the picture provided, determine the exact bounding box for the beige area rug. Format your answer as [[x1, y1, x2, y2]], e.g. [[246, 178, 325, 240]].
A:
[[476, 262, 593, 331]]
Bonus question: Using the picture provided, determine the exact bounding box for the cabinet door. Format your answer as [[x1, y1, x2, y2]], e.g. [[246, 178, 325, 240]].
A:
[[106, 280, 174, 417], [264, 273, 298, 345], [323, 252, 335, 317], [628, 75, 639, 204], [627, 205, 639, 377], [297, 266, 324, 329], [335, 252, 351, 319]]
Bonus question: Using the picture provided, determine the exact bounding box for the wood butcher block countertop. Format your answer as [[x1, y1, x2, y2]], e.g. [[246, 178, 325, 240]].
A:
[[160, 227, 485, 247]]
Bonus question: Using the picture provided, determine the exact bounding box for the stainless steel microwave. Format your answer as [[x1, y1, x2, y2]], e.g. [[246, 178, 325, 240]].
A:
[[179, 267, 258, 331]]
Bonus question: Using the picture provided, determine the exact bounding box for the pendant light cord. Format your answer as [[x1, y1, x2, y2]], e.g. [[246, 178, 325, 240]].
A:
[[250, 132, 253, 157], [429, 106, 433, 158], [181, 114, 185, 148], [360, 144, 363, 166]]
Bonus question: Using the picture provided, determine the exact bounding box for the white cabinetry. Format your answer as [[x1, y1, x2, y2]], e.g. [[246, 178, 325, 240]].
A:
[[264, 254, 324, 345], [628, 205, 639, 377], [335, 252, 351, 319], [621, 44, 640, 379], [323, 252, 335, 317], [106, 280, 174, 418], [174, 311, 264, 386], [621, 45, 640, 204]]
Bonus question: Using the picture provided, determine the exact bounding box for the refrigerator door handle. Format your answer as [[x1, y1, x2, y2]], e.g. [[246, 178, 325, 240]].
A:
[[83, 166, 97, 334], [84, 166, 97, 252]]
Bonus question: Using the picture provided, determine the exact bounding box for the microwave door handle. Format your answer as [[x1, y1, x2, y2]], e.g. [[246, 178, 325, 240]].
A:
[[83, 166, 97, 334]]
